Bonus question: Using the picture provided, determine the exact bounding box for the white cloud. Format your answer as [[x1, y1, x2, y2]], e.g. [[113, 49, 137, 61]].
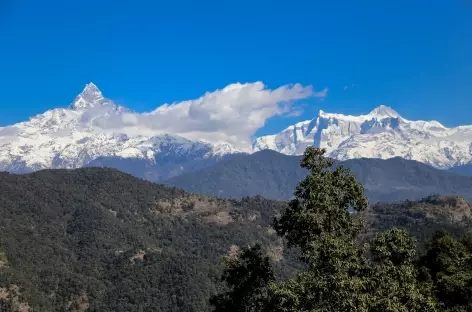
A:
[[314, 88, 328, 98], [92, 82, 324, 151]]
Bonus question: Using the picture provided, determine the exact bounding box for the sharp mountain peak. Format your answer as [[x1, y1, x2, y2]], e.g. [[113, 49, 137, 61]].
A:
[[70, 82, 106, 110], [368, 105, 400, 118]]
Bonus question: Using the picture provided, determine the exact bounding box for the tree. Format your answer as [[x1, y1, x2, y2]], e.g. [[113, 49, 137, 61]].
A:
[[369, 228, 438, 312], [268, 147, 372, 311], [209, 244, 275, 312], [419, 230, 472, 310], [273, 147, 368, 257]]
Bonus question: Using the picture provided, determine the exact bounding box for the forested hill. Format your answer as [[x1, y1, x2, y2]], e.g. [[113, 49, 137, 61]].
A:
[[164, 150, 472, 203], [0, 167, 471, 311], [0, 168, 288, 312], [366, 195, 472, 250]]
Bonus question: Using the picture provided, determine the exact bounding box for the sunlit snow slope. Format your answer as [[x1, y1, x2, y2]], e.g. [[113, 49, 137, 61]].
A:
[[0, 83, 240, 175], [253, 105, 472, 169]]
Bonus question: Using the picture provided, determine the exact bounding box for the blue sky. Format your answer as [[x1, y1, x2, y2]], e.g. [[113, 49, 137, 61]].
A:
[[0, 0, 471, 137]]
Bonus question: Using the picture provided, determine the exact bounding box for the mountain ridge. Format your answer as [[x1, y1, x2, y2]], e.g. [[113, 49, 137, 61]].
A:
[[253, 105, 472, 169], [164, 150, 472, 203]]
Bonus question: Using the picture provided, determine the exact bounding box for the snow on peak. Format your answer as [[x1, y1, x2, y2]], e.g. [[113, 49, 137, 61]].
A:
[[82, 82, 102, 98], [208, 141, 241, 156], [0, 83, 243, 175], [368, 105, 400, 119], [253, 105, 472, 169], [318, 109, 366, 123], [70, 82, 105, 110]]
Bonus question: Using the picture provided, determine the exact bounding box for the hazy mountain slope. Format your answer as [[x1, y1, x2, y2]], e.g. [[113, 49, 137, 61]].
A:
[[342, 157, 472, 203], [165, 150, 472, 203], [86, 151, 243, 182], [253, 105, 472, 169], [448, 163, 472, 177], [165, 150, 307, 200], [0, 168, 289, 312]]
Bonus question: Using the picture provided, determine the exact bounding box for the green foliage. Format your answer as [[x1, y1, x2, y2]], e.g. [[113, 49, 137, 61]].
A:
[[210, 244, 275, 312], [369, 228, 438, 312], [0, 299, 13, 311], [274, 147, 367, 256], [1, 150, 472, 311], [269, 147, 372, 311], [367, 195, 472, 252], [419, 230, 472, 310]]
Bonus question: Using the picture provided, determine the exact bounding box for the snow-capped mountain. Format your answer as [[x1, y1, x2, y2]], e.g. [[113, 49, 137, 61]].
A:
[[253, 105, 472, 169], [2, 83, 471, 179], [0, 83, 241, 179]]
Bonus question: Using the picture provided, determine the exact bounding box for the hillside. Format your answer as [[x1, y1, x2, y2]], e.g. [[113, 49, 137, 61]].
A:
[[366, 195, 472, 249], [85, 151, 241, 182], [165, 150, 472, 203], [0, 168, 290, 312], [342, 156, 472, 203], [165, 150, 307, 200], [0, 167, 472, 311]]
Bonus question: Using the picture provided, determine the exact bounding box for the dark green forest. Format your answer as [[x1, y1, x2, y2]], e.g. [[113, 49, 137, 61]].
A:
[[0, 157, 471, 311], [0, 168, 290, 311]]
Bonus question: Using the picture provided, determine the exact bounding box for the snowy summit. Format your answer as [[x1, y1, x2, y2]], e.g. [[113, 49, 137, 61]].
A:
[[253, 105, 472, 169], [0, 83, 240, 175]]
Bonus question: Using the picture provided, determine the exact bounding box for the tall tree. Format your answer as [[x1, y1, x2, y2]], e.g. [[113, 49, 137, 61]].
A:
[[273, 147, 367, 256], [270, 147, 371, 311]]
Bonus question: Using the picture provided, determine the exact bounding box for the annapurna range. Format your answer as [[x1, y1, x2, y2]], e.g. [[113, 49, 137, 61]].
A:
[[254, 105, 472, 169], [0, 83, 471, 180]]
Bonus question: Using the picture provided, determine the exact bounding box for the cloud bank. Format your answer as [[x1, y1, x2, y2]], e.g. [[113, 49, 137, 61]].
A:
[[93, 82, 326, 150]]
